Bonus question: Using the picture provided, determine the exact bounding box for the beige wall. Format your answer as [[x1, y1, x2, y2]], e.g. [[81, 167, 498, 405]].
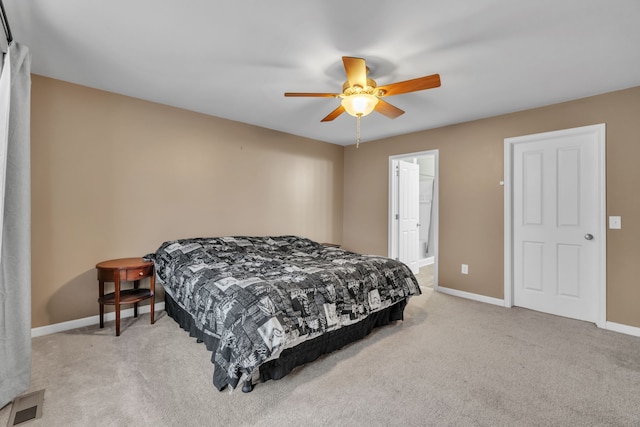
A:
[[31, 75, 640, 330], [31, 76, 344, 328], [343, 86, 640, 328]]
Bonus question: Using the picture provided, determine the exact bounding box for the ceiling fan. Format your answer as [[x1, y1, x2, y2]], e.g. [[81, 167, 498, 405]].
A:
[[284, 56, 441, 145]]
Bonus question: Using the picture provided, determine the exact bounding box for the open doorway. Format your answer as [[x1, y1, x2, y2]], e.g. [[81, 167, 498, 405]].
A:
[[389, 150, 438, 290]]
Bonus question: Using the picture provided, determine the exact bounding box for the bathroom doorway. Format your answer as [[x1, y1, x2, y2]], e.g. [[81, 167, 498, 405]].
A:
[[389, 150, 438, 289]]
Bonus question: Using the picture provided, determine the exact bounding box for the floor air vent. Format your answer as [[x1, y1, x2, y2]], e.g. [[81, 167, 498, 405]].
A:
[[7, 390, 44, 426]]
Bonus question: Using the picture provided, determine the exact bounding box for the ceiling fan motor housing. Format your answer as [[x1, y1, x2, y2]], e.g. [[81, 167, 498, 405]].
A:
[[342, 78, 379, 97]]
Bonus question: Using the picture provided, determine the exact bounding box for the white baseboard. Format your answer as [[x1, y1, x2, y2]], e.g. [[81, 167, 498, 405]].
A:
[[31, 302, 165, 338], [436, 286, 640, 338], [435, 285, 505, 307], [30, 300, 640, 340], [605, 321, 640, 338], [418, 257, 434, 268]]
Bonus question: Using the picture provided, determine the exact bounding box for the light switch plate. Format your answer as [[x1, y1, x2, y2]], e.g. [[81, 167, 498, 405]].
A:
[[609, 216, 621, 229]]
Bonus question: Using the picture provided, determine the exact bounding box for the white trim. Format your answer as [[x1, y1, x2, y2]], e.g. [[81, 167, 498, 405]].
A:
[[503, 140, 514, 308], [31, 302, 164, 338], [504, 124, 607, 328], [596, 124, 607, 328], [388, 158, 399, 259], [30, 300, 640, 340], [436, 286, 505, 306], [435, 286, 640, 337], [605, 321, 640, 338], [418, 256, 434, 268], [436, 289, 640, 338]]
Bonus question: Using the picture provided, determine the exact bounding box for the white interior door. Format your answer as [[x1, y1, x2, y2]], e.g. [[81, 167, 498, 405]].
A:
[[510, 125, 605, 323], [397, 160, 420, 274]]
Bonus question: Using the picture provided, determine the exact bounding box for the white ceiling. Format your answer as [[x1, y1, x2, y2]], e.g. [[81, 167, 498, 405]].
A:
[[4, 0, 640, 146]]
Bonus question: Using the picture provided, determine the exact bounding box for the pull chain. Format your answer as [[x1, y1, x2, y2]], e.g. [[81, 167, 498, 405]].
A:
[[356, 114, 362, 148]]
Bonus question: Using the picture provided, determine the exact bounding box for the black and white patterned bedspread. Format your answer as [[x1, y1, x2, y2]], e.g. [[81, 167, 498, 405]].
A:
[[148, 236, 421, 390]]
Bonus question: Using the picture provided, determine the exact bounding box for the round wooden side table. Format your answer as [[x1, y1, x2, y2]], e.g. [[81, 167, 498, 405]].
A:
[[96, 257, 155, 336]]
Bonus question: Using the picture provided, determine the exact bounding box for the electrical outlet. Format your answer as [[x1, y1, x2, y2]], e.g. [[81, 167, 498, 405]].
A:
[[609, 216, 621, 229], [461, 264, 469, 275]]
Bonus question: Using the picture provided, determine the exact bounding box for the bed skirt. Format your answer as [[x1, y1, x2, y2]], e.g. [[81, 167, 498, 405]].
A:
[[164, 293, 408, 391]]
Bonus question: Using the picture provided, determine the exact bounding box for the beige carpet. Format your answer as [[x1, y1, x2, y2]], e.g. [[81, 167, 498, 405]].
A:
[[2, 268, 640, 426], [415, 263, 434, 288]]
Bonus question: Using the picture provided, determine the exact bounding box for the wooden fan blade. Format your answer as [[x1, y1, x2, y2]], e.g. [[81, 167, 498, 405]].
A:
[[321, 105, 345, 122], [377, 74, 441, 97], [342, 56, 367, 89], [284, 92, 340, 98], [374, 98, 405, 119]]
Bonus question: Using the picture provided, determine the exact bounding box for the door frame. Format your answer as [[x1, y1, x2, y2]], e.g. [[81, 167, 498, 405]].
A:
[[503, 124, 607, 327], [389, 149, 439, 288]]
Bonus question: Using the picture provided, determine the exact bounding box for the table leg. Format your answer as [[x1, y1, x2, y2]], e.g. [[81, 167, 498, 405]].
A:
[[115, 274, 121, 336], [99, 280, 105, 328], [133, 279, 139, 318], [150, 272, 155, 325]]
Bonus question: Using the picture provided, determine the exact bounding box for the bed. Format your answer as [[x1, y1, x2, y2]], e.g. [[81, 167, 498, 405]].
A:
[[146, 235, 421, 392]]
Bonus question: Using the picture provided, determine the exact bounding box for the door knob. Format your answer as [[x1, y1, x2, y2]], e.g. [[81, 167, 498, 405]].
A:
[[584, 234, 594, 240]]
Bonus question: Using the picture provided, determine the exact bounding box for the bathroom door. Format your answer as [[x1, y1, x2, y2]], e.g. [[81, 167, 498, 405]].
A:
[[397, 160, 420, 274]]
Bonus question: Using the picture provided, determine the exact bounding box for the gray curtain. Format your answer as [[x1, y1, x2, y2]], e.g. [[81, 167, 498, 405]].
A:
[[0, 42, 32, 409]]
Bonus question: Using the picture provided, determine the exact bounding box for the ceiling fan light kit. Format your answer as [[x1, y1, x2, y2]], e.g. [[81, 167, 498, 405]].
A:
[[341, 93, 378, 117], [285, 56, 441, 147]]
